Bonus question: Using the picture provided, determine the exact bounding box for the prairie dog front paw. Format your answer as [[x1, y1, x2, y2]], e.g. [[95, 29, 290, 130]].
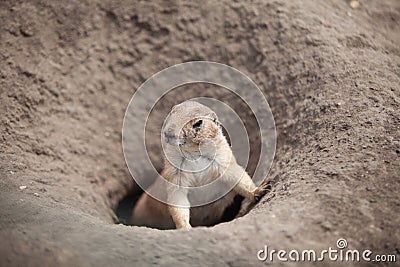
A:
[[253, 181, 271, 202]]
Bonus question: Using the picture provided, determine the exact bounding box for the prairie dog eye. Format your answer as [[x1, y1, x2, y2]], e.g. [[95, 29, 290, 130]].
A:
[[192, 119, 202, 128]]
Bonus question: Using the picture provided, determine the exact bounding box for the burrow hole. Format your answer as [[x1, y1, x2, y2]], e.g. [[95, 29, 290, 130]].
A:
[[115, 84, 268, 229]]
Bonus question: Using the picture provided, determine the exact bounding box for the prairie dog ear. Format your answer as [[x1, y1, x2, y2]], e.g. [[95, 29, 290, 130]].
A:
[[210, 112, 219, 124]]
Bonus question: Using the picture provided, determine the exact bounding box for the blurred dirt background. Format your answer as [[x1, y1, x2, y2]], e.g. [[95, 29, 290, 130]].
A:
[[0, 0, 399, 266]]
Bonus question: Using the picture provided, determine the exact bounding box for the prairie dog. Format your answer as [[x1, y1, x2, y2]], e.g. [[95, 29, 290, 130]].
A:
[[132, 100, 269, 229]]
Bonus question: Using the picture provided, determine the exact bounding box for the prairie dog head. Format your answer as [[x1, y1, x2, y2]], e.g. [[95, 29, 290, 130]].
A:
[[162, 100, 221, 148]]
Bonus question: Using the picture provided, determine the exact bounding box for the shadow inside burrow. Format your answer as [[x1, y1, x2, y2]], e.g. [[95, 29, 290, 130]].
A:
[[115, 188, 143, 225], [115, 188, 245, 226]]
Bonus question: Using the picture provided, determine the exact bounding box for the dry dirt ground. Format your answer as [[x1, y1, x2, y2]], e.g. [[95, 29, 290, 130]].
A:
[[1, 0, 399, 266]]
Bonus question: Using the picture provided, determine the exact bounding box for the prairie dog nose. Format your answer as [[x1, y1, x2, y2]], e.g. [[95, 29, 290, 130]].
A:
[[163, 125, 180, 146]]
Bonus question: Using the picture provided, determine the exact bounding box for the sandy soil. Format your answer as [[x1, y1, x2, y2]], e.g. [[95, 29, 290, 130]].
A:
[[1, 0, 399, 266]]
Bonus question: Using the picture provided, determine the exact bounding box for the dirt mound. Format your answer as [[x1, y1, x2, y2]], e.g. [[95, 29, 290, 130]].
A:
[[1, 0, 399, 266]]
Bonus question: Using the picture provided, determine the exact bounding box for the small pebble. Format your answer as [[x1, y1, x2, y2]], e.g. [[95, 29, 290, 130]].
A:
[[34, 193, 40, 197], [320, 221, 333, 231], [19, 185, 27, 190], [350, 0, 360, 9], [20, 26, 34, 37]]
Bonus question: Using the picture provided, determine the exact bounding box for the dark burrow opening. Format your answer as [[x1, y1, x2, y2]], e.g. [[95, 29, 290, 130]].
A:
[[115, 189, 143, 225], [114, 83, 273, 229], [115, 189, 245, 227]]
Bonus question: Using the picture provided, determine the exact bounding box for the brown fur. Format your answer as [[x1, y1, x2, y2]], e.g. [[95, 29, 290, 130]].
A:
[[132, 101, 269, 229]]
